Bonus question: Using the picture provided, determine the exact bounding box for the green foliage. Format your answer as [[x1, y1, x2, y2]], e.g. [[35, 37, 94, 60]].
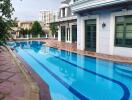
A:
[[10, 17, 18, 27], [0, 17, 12, 44], [0, 0, 14, 44], [31, 21, 44, 35], [19, 28, 31, 38], [0, 0, 14, 18], [49, 22, 58, 35]]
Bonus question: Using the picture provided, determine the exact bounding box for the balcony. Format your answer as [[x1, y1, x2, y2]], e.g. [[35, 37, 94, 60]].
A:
[[58, 15, 77, 22], [71, 0, 131, 13]]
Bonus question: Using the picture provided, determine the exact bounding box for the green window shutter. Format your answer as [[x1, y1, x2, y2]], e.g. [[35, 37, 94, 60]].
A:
[[115, 16, 132, 48]]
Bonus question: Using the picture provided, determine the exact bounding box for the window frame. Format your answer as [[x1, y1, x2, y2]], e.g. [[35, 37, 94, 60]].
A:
[[115, 15, 132, 48]]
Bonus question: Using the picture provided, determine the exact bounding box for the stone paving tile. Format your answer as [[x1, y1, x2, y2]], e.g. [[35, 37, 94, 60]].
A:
[[0, 92, 8, 100], [0, 47, 35, 100], [0, 72, 14, 80]]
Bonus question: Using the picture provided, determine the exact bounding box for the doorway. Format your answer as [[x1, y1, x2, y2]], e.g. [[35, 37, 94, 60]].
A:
[[85, 19, 96, 51]]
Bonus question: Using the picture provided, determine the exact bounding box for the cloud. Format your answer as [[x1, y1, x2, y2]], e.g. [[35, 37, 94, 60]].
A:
[[12, 0, 61, 20]]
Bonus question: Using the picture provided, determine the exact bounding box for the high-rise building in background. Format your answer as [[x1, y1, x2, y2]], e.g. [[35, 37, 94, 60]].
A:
[[39, 10, 58, 26], [39, 10, 58, 35]]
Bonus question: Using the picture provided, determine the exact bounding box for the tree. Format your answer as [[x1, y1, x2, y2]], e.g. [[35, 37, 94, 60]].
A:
[[11, 17, 18, 27], [19, 28, 31, 38], [31, 21, 44, 35], [49, 22, 58, 37], [0, 0, 14, 45]]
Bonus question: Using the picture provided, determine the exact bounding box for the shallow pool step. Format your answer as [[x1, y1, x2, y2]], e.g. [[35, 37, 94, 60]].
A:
[[115, 65, 132, 78]]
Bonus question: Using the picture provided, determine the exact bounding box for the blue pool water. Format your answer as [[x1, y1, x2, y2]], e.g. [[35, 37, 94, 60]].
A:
[[8, 41, 132, 100]]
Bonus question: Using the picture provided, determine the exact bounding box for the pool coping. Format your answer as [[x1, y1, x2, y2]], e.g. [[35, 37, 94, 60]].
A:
[[10, 39, 132, 65], [7, 46, 51, 100], [42, 42, 132, 65]]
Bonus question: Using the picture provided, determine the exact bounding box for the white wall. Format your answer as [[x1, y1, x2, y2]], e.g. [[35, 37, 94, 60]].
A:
[[97, 13, 111, 54], [77, 14, 85, 50], [77, 14, 99, 51], [113, 47, 132, 57], [77, 9, 132, 57], [111, 10, 132, 57]]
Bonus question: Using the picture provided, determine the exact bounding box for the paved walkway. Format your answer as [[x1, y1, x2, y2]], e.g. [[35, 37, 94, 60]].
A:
[[42, 39, 77, 51], [41, 39, 132, 64], [0, 47, 39, 100]]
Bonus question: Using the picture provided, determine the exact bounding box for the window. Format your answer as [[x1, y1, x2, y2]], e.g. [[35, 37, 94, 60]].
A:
[[74, 0, 78, 2], [62, 8, 65, 17], [115, 16, 132, 48]]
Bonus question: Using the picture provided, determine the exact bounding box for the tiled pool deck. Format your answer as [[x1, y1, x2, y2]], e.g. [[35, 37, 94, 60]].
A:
[[0, 46, 50, 100], [41, 39, 132, 64]]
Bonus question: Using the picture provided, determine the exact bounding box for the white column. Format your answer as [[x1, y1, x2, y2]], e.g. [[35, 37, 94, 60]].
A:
[[70, 25, 72, 43], [27, 34, 29, 39], [58, 26, 61, 41], [38, 34, 40, 38], [77, 14, 85, 50], [14, 34, 16, 39], [65, 8, 68, 17], [68, 28, 70, 43], [30, 34, 32, 39], [54, 34, 56, 39], [66, 28, 70, 43], [109, 14, 115, 55], [46, 34, 48, 38], [61, 9, 63, 17]]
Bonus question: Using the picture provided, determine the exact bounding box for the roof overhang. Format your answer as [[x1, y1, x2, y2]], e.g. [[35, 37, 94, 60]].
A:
[[71, 0, 132, 13]]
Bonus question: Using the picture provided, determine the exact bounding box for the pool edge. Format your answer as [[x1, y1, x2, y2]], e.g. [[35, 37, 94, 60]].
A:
[[7, 46, 51, 100]]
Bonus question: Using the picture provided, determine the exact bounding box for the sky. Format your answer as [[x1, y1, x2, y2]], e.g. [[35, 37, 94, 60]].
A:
[[11, 0, 61, 21]]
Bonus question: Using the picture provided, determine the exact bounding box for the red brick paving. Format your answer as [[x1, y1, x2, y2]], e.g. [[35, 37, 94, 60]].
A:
[[40, 39, 132, 64]]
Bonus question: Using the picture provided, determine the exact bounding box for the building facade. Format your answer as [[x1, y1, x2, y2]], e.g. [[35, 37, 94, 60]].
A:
[[39, 10, 58, 26], [10, 21, 33, 39], [58, 0, 77, 43], [71, 0, 132, 57], [39, 10, 58, 36], [18, 21, 33, 30]]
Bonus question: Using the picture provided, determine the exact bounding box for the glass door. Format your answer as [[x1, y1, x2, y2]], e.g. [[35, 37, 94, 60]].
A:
[[72, 25, 77, 43], [85, 19, 96, 51], [61, 26, 66, 42]]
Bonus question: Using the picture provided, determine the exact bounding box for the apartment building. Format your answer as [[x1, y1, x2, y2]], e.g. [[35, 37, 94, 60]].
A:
[[39, 10, 58, 36], [58, 0, 77, 43], [39, 10, 58, 26], [71, 0, 132, 57]]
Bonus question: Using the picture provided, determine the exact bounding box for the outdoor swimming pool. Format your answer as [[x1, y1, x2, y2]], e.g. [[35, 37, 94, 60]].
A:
[[9, 41, 132, 100]]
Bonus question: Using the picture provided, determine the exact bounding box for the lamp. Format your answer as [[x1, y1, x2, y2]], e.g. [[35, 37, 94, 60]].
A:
[[102, 23, 106, 28]]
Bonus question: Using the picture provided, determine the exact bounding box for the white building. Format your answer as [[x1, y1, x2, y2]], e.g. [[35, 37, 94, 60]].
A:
[[70, 0, 132, 57], [58, 0, 77, 43], [39, 10, 58, 26], [39, 10, 58, 36]]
